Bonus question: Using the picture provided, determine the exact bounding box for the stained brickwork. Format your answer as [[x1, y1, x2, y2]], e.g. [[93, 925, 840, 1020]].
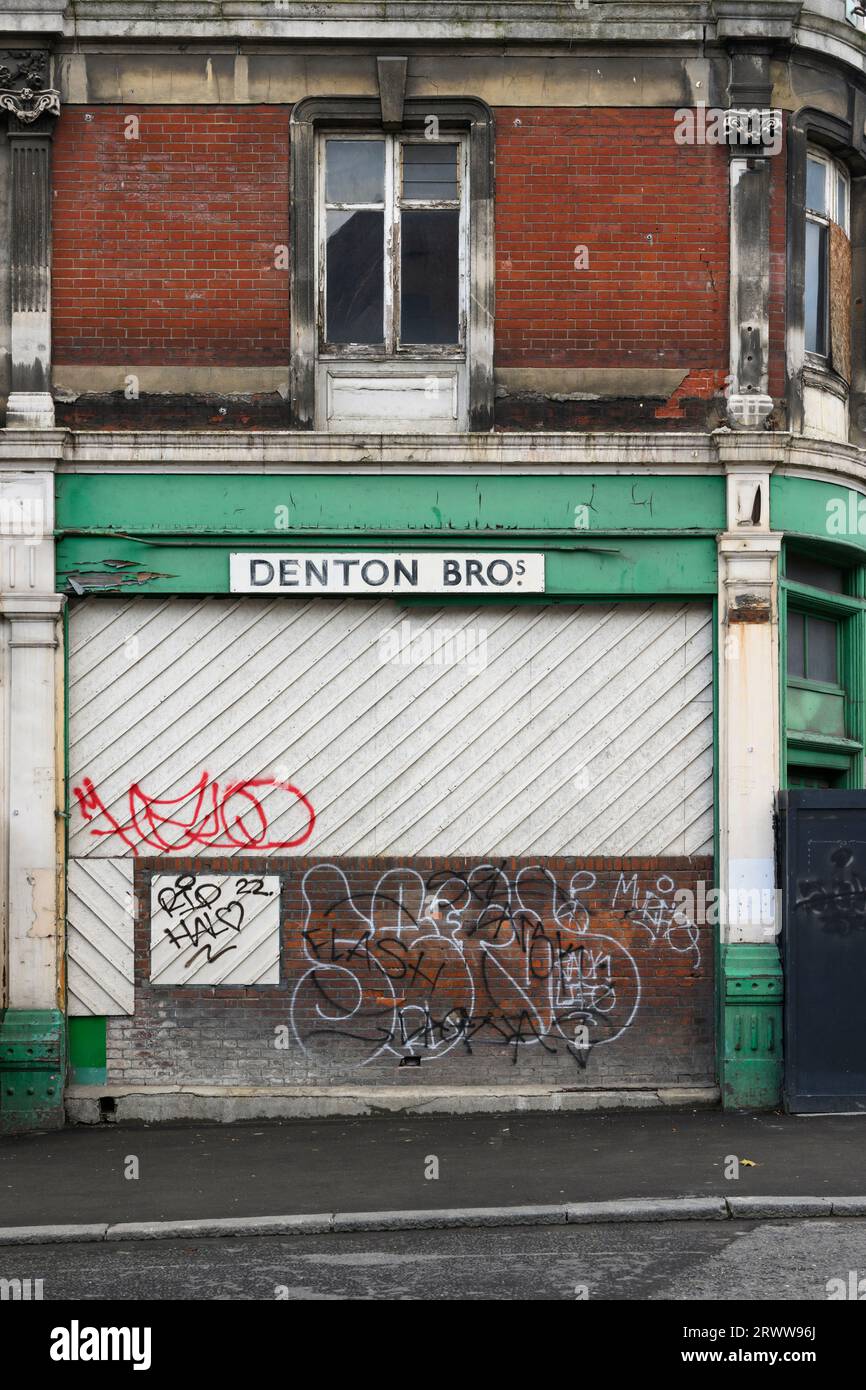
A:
[[106, 855, 716, 1089]]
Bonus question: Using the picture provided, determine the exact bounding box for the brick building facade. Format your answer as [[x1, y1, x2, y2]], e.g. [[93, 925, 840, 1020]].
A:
[[1, 0, 866, 1128]]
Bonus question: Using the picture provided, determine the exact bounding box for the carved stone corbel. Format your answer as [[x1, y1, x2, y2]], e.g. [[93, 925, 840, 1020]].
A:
[[0, 49, 59, 125]]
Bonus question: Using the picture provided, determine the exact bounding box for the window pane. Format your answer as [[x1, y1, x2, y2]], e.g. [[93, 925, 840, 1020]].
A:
[[836, 174, 849, 231], [400, 209, 460, 344], [326, 210, 384, 343], [402, 143, 458, 201], [787, 553, 846, 593], [804, 219, 827, 355], [325, 140, 385, 204], [787, 610, 806, 678], [807, 616, 838, 683], [788, 766, 843, 789], [806, 156, 827, 215]]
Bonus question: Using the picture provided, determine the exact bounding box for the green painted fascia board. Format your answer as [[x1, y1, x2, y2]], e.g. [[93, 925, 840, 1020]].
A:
[[56, 474, 726, 537], [772, 476, 866, 555], [56, 536, 718, 597]]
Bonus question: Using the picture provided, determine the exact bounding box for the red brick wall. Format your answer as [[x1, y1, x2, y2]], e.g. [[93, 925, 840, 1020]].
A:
[[51, 104, 787, 413], [494, 108, 731, 370], [52, 106, 291, 365], [106, 855, 716, 1090]]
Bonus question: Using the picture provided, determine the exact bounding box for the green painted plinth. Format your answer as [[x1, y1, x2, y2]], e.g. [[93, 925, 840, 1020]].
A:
[[68, 1015, 107, 1086], [0, 1009, 65, 1133], [721, 944, 783, 1110]]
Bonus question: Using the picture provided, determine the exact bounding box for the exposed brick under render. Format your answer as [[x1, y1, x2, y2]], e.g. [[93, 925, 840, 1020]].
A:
[[49, 104, 787, 432], [107, 856, 716, 1089], [494, 108, 731, 370], [52, 106, 292, 366]]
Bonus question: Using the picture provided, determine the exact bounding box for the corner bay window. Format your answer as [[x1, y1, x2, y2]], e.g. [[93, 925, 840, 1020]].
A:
[[804, 150, 850, 360], [783, 548, 863, 788]]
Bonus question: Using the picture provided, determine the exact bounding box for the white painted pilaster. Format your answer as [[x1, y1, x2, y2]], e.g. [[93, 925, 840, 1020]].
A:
[[718, 466, 781, 944], [0, 466, 62, 1009]]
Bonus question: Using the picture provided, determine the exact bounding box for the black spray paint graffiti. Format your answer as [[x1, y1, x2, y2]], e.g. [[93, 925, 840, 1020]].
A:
[[796, 847, 866, 936], [154, 873, 277, 970], [289, 864, 702, 1070]]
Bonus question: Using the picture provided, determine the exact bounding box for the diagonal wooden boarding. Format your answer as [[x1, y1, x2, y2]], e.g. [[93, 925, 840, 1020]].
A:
[[67, 596, 713, 860]]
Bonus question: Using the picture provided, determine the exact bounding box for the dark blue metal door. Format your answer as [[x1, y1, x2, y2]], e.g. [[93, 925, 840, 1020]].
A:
[[780, 790, 866, 1113]]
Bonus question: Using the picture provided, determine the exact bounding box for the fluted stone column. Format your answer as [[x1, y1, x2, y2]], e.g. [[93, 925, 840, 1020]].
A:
[[0, 49, 59, 429]]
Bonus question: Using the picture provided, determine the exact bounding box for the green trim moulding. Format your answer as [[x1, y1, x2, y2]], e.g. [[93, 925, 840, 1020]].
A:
[[56, 473, 727, 537]]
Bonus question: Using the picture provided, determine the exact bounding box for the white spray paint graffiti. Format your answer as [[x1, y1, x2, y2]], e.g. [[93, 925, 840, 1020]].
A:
[[288, 863, 654, 1069], [612, 872, 702, 969]]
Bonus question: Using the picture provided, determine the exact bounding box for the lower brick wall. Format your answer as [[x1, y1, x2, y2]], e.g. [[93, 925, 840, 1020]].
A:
[[106, 855, 715, 1089]]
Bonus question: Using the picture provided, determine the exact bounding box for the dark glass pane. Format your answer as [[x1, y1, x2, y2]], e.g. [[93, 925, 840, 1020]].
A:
[[402, 143, 458, 201], [806, 156, 827, 215], [326, 210, 384, 344], [325, 140, 384, 204], [788, 766, 843, 789], [807, 617, 838, 684], [787, 610, 806, 678], [400, 209, 459, 344], [787, 552, 846, 593], [804, 219, 827, 355]]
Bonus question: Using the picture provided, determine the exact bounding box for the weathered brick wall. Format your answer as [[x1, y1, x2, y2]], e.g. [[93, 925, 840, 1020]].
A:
[[106, 855, 715, 1089], [52, 103, 789, 430], [494, 109, 731, 373], [52, 106, 291, 365]]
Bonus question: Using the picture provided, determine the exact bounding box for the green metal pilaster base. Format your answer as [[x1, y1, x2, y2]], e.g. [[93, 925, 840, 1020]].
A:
[[0, 1009, 65, 1133], [721, 944, 783, 1110]]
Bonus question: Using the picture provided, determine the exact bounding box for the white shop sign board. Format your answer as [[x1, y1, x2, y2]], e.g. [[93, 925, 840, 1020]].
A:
[[229, 551, 545, 595]]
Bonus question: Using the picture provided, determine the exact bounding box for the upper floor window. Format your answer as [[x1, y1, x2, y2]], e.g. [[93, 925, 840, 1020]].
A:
[[804, 149, 850, 359], [321, 134, 466, 354], [290, 97, 493, 434]]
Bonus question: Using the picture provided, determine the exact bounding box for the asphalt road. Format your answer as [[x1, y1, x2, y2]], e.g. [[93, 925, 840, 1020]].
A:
[[2, 1218, 865, 1300]]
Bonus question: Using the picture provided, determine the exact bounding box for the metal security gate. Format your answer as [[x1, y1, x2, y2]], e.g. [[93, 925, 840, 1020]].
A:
[[780, 789, 866, 1112]]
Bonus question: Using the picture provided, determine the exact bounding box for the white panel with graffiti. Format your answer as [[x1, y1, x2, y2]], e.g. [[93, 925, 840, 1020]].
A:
[[150, 873, 281, 985]]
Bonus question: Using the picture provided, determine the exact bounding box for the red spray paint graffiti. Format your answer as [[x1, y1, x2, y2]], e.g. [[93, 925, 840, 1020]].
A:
[[72, 771, 315, 856]]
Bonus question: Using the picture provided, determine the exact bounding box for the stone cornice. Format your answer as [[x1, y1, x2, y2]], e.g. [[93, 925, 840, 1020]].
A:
[[0, 425, 861, 483], [0, 0, 798, 45], [6, 3, 866, 98]]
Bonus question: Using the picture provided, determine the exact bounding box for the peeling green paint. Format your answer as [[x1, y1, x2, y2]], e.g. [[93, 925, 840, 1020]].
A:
[[56, 473, 726, 537]]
